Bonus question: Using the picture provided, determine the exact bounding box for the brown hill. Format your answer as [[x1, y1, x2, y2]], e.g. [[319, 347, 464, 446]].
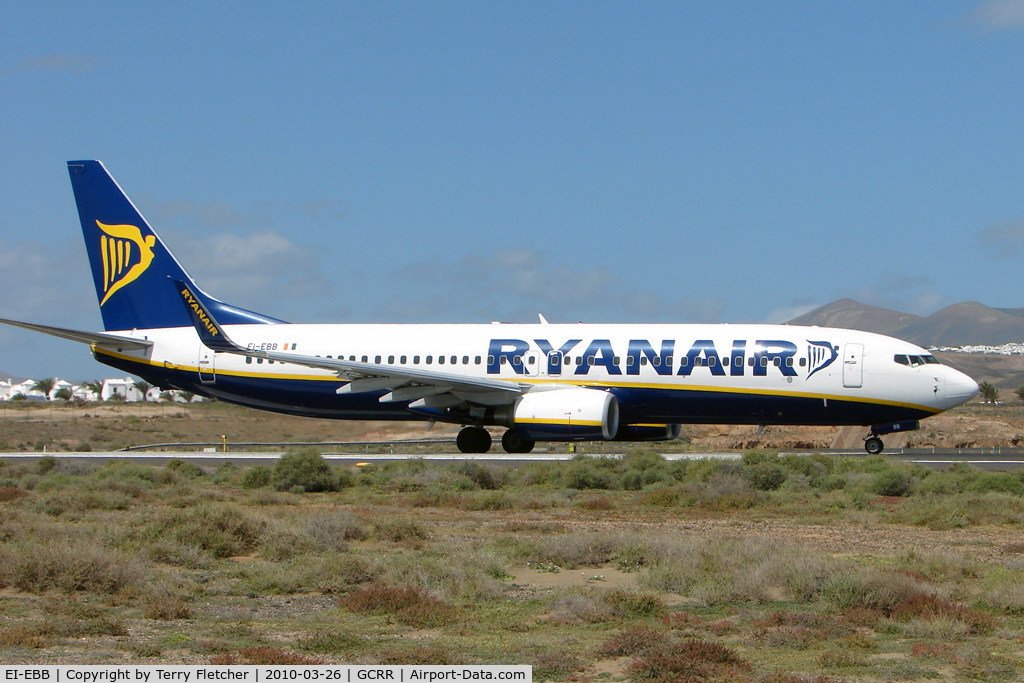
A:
[[787, 298, 922, 335], [788, 299, 1024, 347], [894, 301, 1024, 347]]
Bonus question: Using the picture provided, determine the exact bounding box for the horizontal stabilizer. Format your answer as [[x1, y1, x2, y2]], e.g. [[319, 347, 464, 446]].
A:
[[0, 317, 152, 350]]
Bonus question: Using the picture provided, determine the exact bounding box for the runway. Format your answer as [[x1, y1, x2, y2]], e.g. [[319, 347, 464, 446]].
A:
[[3, 448, 1024, 471]]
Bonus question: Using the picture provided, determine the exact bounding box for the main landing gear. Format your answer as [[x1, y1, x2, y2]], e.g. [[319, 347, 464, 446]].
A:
[[456, 426, 535, 454]]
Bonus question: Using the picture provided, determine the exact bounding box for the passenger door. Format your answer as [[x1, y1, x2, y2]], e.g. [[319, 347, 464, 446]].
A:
[[842, 343, 863, 388]]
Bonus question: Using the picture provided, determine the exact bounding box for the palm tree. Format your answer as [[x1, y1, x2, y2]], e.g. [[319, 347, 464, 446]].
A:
[[978, 381, 999, 404], [32, 377, 56, 400], [83, 380, 103, 402], [133, 380, 152, 402]]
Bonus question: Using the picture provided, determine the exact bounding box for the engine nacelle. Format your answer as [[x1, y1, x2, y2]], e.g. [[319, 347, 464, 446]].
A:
[[501, 388, 619, 441], [613, 424, 682, 442]]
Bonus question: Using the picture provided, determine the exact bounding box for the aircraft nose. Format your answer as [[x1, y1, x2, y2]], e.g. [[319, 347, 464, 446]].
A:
[[943, 367, 979, 409]]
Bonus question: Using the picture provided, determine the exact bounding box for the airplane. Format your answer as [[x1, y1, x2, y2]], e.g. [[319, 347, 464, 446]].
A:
[[0, 160, 980, 455]]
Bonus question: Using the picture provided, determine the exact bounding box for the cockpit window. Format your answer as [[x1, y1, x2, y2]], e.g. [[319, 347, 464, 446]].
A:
[[895, 353, 941, 368]]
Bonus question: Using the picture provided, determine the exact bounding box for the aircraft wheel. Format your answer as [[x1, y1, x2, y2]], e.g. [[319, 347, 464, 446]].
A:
[[501, 429, 536, 454], [457, 426, 492, 454], [864, 437, 884, 455]]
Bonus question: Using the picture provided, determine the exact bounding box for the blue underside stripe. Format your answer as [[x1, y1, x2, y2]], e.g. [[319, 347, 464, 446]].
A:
[[99, 350, 937, 427]]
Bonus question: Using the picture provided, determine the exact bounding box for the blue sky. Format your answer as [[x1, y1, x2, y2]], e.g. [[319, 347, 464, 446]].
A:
[[2, 1, 1024, 380]]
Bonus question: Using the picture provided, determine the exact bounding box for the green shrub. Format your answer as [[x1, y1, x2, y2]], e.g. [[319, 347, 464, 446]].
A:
[[272, 449, 338, 493], [166, 458, 204, 478], [749, 463, 787, 491], [241, 465, 272, 489], [871, 470, 914, 497]]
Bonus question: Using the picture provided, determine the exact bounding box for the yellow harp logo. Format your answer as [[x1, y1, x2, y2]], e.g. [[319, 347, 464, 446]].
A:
[[96, 220, 157, 306]]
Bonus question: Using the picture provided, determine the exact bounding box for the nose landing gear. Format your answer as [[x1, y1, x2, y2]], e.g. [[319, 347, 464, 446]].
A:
[[863, 420, 921, 455]]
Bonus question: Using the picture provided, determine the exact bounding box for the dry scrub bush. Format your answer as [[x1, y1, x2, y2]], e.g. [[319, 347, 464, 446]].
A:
[[512, 530, 636, 569], [597, 625, 670, 657], [213, 647, 322, 665], [821, 567, 933, 614], [137, 503, 265, 559], [376, 548, 506, 602], [0, 538, 142, 593], [339, 584, 460, 627], [626, 638, 752, 683], [639, 535, 835, 606]]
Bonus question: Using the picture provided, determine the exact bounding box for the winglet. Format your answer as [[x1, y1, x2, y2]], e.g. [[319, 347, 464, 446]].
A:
[[174, 279, 237, 352]]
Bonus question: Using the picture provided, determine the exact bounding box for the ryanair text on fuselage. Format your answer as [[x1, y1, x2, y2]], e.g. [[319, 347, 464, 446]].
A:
[[487, 338, 839, 378]]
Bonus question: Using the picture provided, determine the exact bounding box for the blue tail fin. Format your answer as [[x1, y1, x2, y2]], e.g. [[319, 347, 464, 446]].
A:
[[67, 160, 284, 331]]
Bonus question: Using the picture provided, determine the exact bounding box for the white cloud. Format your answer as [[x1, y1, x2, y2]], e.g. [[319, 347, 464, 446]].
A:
[[765, 303, 818, 324], [969, 0, 1024, 30], [385, 245, 725, 323], [145, 199, 263, 228], [167, 229, 329, 309], [16, 53, 104, 73], [0, 238, 94, 322], [976, 218, 1024, 255]]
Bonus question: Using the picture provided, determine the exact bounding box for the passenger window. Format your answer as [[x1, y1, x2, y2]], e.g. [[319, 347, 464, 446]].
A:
[[786, 357, 794, 367], [414, 355, 421, 364], [614, 356, 621, 365], [653, 356, 661, 367], [400, 355, 407, 364], [665, 357, 673, 367], [375, 355, 382, 364], [462, 356, 469, 364], [760, 357, 768, 367], [427, 356, 433, 364], [641, 357, 648, 366], [361, 355, 368, 363], [257, 358, 264, 364], [349, 355, 356, 361], [439, 356, 445, 364], [487, 355, 494, 365], [513, 355, 522, 366], [475, 356, 481, 364], [451, 356, 457, 365], [388, 355, 395, 364]]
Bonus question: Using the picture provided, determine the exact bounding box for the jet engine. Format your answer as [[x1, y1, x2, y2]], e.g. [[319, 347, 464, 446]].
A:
[[497, 388, 619, 441]]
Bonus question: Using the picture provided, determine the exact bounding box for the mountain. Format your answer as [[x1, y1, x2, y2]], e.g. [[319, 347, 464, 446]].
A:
[[895, 302, 1024, 347], [786, 299, 923, 336], [788, 299, 1024, 347]]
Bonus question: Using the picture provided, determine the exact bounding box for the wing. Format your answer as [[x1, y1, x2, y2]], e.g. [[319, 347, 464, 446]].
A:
[[173, 280, 525, 408], [0, 317, 153, 351]]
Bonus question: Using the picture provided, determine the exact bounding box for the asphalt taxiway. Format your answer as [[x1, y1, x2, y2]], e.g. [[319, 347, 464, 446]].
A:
[[3, 448, 1024, 471]]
